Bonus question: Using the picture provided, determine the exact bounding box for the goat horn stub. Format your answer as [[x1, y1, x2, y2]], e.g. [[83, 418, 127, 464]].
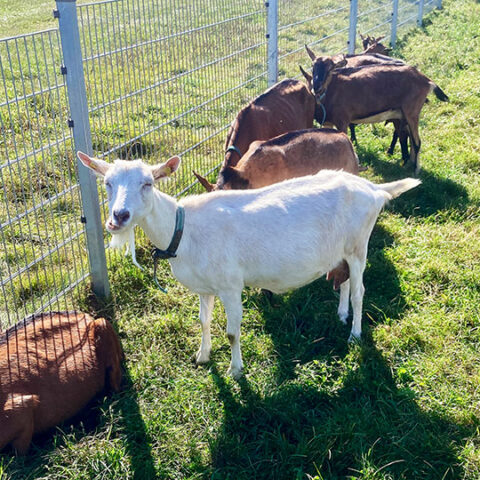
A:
[[193, 170, 215, 192]]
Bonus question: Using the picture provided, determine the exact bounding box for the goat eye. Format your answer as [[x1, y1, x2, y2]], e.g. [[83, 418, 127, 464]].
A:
[[143, 182, 152, 190], [105, 181, 112, 189]]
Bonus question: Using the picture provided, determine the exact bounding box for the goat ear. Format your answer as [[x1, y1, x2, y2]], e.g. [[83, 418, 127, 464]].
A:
[[359, 33, 365, 41], [193, 170, 215, 192], [77, 151, 110, 177], [151, 155, 181, 182], [305, 44, 316, 61], [333, 54, 347, 69], [375, 35, 385, 43]]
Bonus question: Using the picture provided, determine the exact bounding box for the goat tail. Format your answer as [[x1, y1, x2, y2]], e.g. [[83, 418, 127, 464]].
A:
[[377, 177, 421, 200], [430, 82, 449, 102]]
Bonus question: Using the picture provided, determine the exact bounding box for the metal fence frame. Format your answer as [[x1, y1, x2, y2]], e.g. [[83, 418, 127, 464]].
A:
[[0, 0, 442, 330]]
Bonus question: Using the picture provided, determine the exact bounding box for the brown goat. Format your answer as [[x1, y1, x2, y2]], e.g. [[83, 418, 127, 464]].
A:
[[302, 46, 409, 160], [0, 311, 123, 454], [303, 51, 448, 173], [195, 128, 362, 191], [194, 78, 315, 187], [360, 34, 390, 55]]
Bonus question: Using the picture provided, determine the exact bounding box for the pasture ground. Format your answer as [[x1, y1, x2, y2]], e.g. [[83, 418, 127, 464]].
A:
[[1, 0, 480, 478]]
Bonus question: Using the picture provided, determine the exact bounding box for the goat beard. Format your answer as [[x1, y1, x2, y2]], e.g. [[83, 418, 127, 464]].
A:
[[108, 226, 134, 250]]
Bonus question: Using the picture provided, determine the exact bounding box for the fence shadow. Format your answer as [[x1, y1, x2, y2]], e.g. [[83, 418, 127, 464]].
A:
[[83, 296, 158, 480], [206, 340, 469, 480]]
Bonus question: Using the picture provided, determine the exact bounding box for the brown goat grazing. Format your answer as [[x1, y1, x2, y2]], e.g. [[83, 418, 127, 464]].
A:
[[0, 311, 123, 454], [194, 78, 315, 188], [195, 128, 363, 191], [303, 51, 448, 173]]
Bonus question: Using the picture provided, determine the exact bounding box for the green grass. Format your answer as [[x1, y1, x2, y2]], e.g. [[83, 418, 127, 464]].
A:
[[2, 0, 480, 478]]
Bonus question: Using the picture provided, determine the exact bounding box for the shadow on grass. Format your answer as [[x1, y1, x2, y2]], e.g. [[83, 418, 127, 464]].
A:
[[244, 223, 403, 385], [206, 340, 470, 480], [357, 144, 471, 219], [83, 295, 158, 480]]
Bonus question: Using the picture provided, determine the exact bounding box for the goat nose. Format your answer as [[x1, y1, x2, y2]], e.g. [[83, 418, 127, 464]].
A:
[[113, 208, 130, 224]]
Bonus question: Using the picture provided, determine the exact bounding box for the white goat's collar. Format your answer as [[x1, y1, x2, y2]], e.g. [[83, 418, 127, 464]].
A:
[[152, 205, 185, 292]]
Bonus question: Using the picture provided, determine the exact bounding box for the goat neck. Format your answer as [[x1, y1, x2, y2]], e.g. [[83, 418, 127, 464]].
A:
[[138, 188, 180, 254]]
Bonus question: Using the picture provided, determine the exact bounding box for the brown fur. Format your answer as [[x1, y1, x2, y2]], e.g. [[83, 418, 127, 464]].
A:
[[360, 34, 390, 55], [0, 311, 123, 454], [193, 79, 316, 191], [217, 128, 362, 190], [306, 56, 448, 172], [223, 79, 315, 164]]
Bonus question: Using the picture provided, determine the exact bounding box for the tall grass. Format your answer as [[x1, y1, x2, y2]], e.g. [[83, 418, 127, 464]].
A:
[[1, 0, 480, 478]]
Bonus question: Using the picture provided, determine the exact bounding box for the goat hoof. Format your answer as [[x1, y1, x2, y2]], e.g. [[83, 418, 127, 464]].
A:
[[194, 350, 211, 365], [227, 365, 244, 380], [348, 332, 361, 344]]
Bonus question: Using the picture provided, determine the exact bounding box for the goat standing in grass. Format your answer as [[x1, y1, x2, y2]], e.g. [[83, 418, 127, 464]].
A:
[[303, 49, 448, 173], [78, 152, 420, 379]]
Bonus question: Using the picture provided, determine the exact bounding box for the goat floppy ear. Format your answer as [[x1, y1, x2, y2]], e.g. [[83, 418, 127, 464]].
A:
[[305, 44, 316, 61], [151, 155, 181, 182], [77, 151, 110, 177]]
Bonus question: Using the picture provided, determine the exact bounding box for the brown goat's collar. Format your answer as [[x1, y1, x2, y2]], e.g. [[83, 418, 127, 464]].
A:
[[226, 145, 242, 158]]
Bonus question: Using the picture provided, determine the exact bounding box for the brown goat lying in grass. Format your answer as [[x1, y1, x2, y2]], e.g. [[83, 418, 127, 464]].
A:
[[0, 311, 123, 454]]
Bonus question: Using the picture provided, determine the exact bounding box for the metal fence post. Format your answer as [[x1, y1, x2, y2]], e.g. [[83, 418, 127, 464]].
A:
[[417, 0, 425, 26], [390, 0, 399, 48], [55, 0, 110, 299], [347, 0, 358, 55], [266, 0, 278, 87]]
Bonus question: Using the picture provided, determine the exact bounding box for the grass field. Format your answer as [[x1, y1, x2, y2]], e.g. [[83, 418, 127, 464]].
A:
[[1, 0, 480, 479]]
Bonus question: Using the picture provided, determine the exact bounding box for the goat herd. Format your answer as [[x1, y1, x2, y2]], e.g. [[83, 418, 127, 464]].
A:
[[1, 36, 447, 454]]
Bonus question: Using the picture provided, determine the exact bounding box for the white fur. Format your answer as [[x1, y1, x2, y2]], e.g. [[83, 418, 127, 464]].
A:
[[78, 153, 420, 378]]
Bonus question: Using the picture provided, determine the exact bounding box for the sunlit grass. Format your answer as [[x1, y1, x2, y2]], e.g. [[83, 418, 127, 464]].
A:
[[1, 0, 480, 479]]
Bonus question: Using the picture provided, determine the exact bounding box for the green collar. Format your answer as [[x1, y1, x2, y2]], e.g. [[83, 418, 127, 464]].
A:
[[226, 144, 242, 158], [151, 205, 185, 292]]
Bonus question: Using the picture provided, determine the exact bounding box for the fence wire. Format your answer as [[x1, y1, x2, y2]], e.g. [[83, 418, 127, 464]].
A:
[[77, 0, 267, 199], [0, 29, 89, 330], [0, 0, 441, 331]]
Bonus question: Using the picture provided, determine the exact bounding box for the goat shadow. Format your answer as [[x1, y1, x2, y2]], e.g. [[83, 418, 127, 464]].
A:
[[203, 341, 471, 480], [0, 301, 156, 480], [245, 222, 403, 385], [86, 298, 158, 480], [357, 144, 472, 219]]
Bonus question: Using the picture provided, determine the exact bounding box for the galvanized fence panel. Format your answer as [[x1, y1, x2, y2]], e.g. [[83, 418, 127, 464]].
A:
[[0, 29, 89, 330], [0, 0, 443, 332], [279, 2, 350, 78], [76, 0, 267, 199], [356, 0, 393, 52]]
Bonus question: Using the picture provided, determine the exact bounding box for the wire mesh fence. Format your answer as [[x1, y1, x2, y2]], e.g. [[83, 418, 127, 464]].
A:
[[0, 29, 89, 330], [0, 0, 442, 331]]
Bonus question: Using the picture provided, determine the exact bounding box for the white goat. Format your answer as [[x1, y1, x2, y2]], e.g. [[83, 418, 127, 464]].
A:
[[77, 151, 420, 379]]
